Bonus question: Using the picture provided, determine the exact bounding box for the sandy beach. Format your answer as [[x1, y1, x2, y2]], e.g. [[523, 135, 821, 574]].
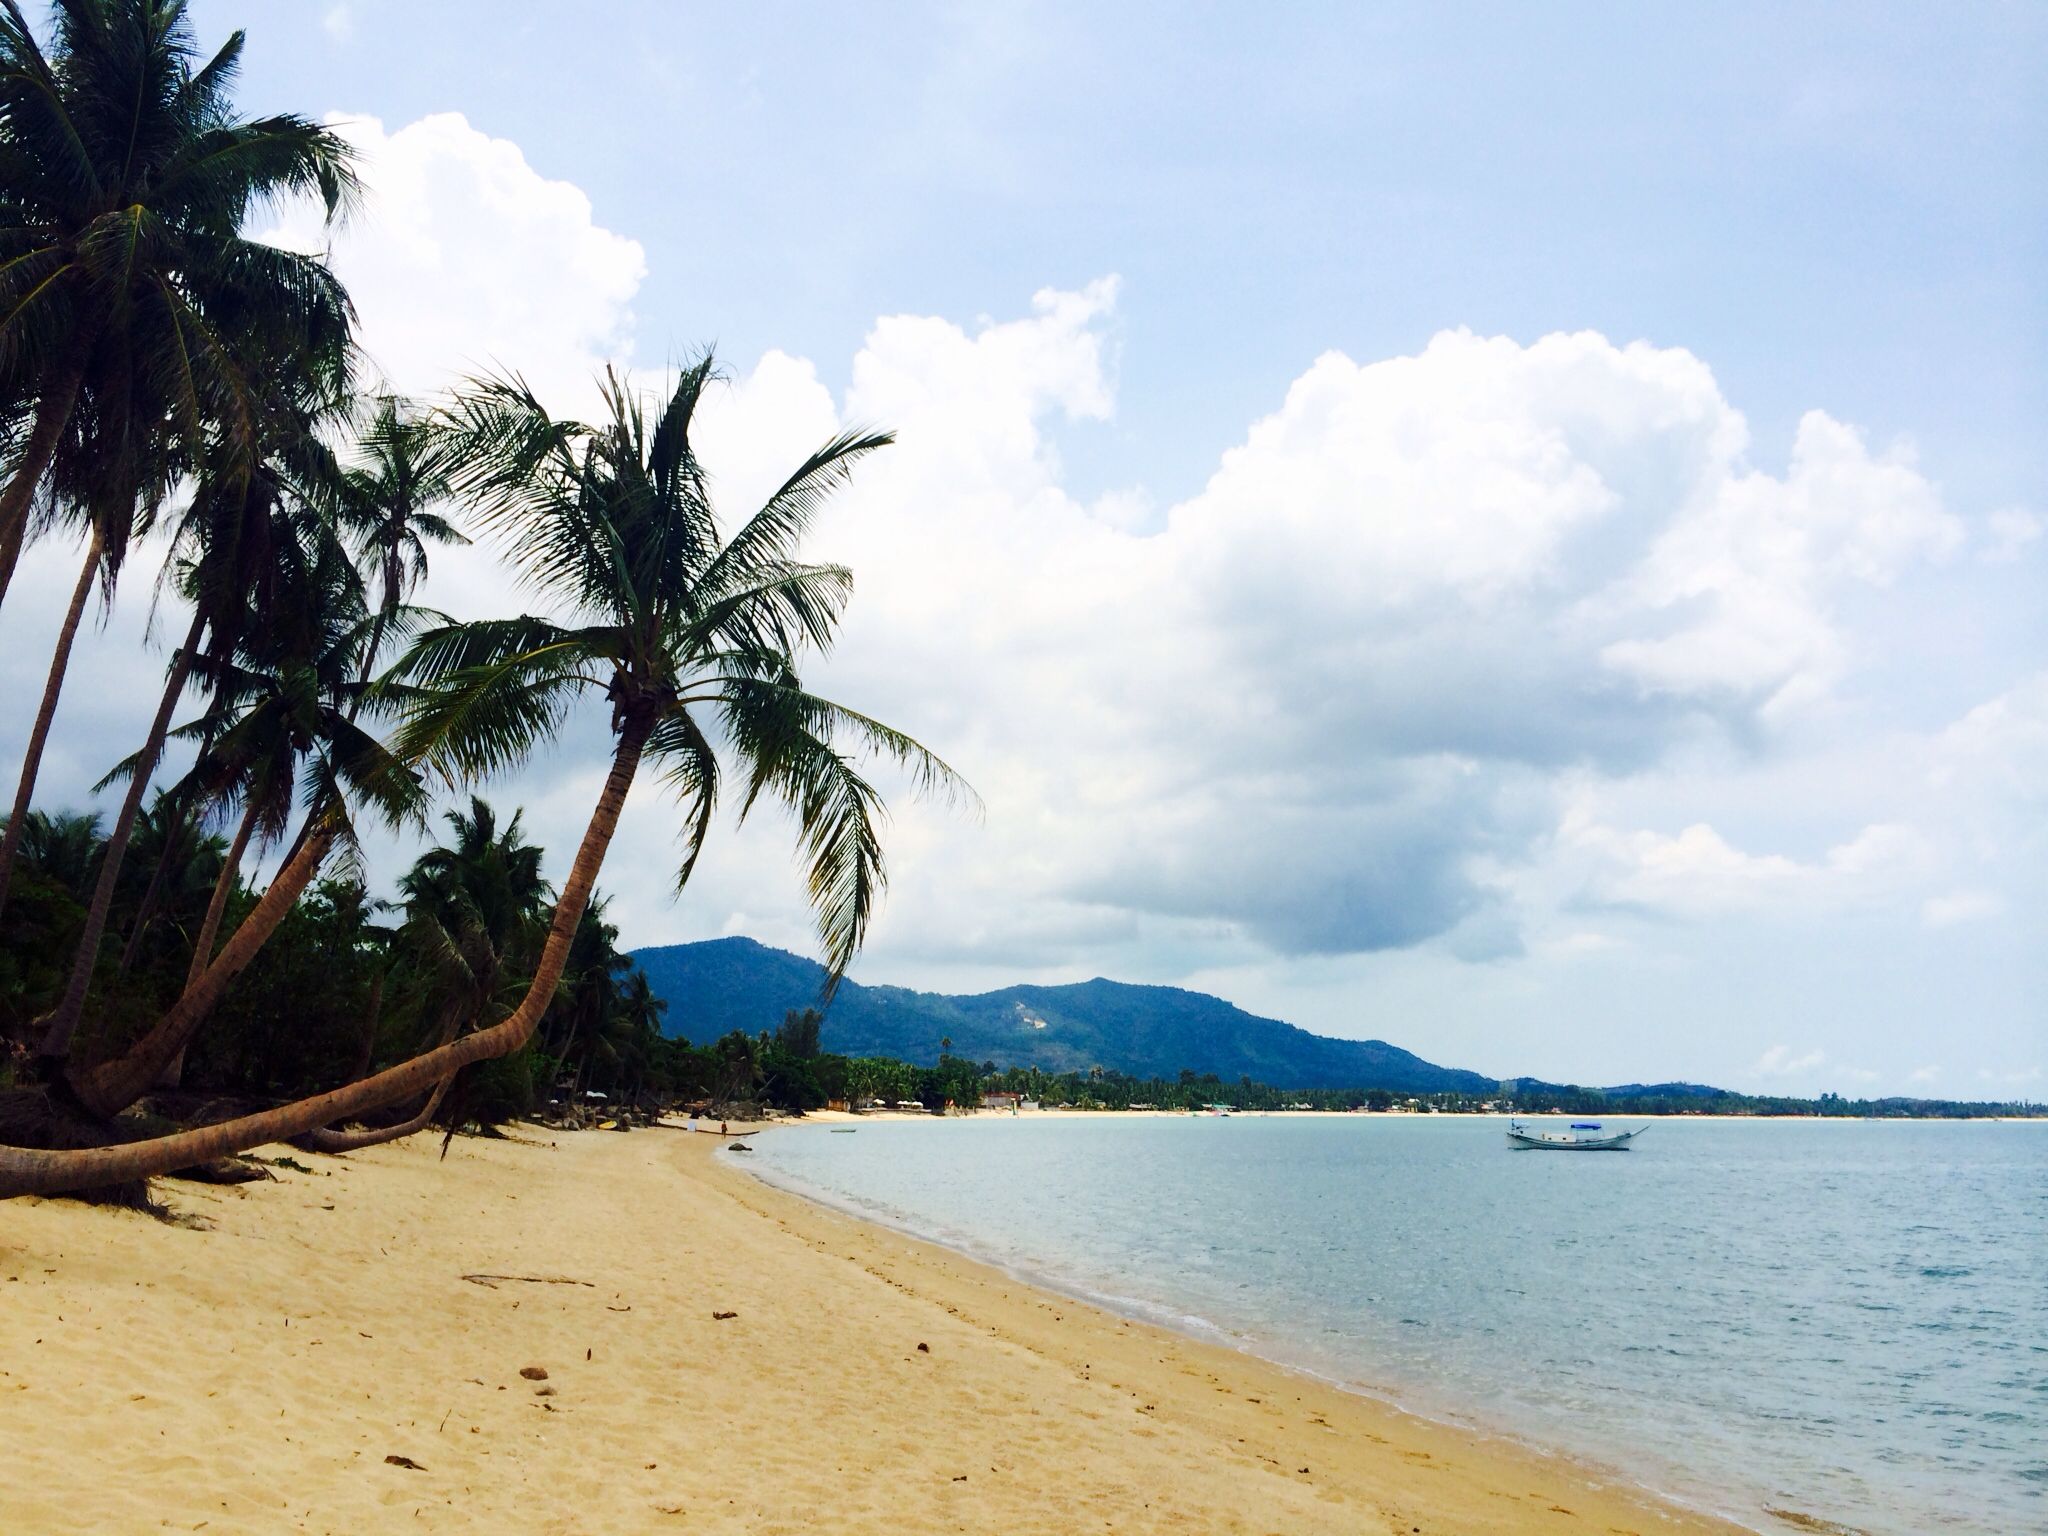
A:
[[0, 1122, 1750, 1535]]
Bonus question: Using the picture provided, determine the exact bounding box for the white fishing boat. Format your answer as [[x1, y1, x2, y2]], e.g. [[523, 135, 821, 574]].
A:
[[1505, 1118, 1644, 1151]]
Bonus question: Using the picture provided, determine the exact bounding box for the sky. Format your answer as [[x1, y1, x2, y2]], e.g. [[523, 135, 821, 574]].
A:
[[3, 1, 2042, 1095]]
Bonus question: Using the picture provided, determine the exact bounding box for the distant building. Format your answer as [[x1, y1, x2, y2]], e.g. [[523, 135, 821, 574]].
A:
[[981, 1092, 1023, 1112]]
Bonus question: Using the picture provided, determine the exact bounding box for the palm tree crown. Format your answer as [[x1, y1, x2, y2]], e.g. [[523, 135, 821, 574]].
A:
[[0, 0, 359, 599], [399, 358, 973, 977]]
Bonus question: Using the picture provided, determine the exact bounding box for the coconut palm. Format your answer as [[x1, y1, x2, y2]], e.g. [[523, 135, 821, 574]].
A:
[[73, 525, 423, 1112], [6, 807, 101, 897], [0, 357, 970, 1198], [544, 897, 632, 1093], [104, 391, 433, 974], [335, 393, 464, 698], [0, 518, 104, 919], [0, 0, 358, 605], [397, 796, 551, 1034], [301, 795, 547, 1153], [110, 791, 224, 972], [0, 0, 358, 966], [33, 375, 367, 1073]]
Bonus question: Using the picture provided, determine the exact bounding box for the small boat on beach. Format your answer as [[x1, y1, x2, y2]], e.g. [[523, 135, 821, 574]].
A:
[[1505, 1118, 1644, 1151]]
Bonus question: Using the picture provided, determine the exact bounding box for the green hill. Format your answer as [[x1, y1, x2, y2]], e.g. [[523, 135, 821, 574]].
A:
[[629, 936, 1500, 1094]]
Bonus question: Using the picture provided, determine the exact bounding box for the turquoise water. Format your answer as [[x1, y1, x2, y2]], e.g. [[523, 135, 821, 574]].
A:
[[747, 1115, 2047, 1535]]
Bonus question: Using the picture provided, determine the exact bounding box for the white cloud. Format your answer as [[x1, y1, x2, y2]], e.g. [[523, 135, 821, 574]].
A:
[[2, 100, 2031, 1098], [1596, 410, 1959, 716], [321, 5, 353, 43], [633, 298, 1981, 974], [1932, 672, 2048, 805], [1982, 506, 2042, 563], [1553, 810, 1926, 920], [260, 112, 646, 415], [1752, 1044, 1826, 1077], [1921, 889, 2003, 928]]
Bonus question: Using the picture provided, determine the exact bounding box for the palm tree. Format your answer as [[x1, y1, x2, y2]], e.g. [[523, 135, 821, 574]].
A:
[[0, 357, 970, 1198], [0, 0, 358, 605], [0, 0, 358, 984], [105, 393, 446, 973], [336, 393, 464, 700], [34, 376, 367, 1074], [72, 527, 421, 1112], [389, 796, 549, 1062], [6, 807, 101, 897], [0, 519, 104, 918], [302, 796, 547, 1152], [111, 791, 224, 972]]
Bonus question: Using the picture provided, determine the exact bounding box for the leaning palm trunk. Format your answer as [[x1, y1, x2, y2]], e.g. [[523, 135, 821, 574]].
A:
[[0, 525, 104, 919], [72, 824, 340, 1118], [115, 711, 227, 975], [1, 717, 649, 1198], [0, 361, 87, 610], [36, 609, 206, 1066], [153, 793, 263, 1090]]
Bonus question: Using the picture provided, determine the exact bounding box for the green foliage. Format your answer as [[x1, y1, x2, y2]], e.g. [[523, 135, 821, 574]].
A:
[[394, 362, 971, 983], [0, 0, 359, 573]]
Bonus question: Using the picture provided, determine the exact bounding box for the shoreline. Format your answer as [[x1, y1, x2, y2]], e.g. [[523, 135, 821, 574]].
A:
[[735, 1121, 1766, 1531], [3, 1122, 1759, 1533]]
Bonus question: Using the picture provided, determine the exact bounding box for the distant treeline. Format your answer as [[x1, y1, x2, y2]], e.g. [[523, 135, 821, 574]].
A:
[[1482, 1084, 2038, 1120], [654, 1026, 2042, 1120]]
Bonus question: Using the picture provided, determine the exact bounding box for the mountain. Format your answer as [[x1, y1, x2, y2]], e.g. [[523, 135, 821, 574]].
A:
[[629, 936, 1500, 1094]]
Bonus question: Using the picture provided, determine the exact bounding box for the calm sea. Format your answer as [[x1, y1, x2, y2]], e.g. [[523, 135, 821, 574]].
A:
[[746, 1115, 2046, 1535]]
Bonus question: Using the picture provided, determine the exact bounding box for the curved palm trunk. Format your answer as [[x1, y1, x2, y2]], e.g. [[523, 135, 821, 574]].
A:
[[116, 712, 225, 975], [300, 998, 462, 1154], [74, 824, 340, 1118], [0, 525, 104, 920], [36, 609, 205, 1067], [153, 793, 262, 1090], [0, 361, 87, 611], [115, 815, 184, 975], [298, 1073, 455, 1155], [2, 716, 651, 1198]]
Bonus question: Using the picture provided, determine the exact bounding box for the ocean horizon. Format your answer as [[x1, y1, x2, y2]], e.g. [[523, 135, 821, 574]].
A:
[[747, 1114, 2047, 1536]]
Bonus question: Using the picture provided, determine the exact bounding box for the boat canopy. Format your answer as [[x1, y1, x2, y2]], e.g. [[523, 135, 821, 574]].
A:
[[1570, 1122, 1602, 1130]]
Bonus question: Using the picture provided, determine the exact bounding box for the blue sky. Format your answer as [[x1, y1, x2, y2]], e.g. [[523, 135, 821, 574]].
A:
[[6, 2, 2042, 1094], [212, 0, 2042, 513]]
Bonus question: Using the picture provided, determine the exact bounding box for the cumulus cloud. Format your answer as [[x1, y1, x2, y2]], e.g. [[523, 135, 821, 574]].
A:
[[1, 110, 2028, 1098], [259, 112, 646, 414], [1932, 671, 2048, 804], [1, 111, 651, 865], [606, 298, 1980, 972]]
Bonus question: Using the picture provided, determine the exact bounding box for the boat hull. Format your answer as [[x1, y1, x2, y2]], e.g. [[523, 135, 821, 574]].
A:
[[1505, 1128, 1639, 1151]]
